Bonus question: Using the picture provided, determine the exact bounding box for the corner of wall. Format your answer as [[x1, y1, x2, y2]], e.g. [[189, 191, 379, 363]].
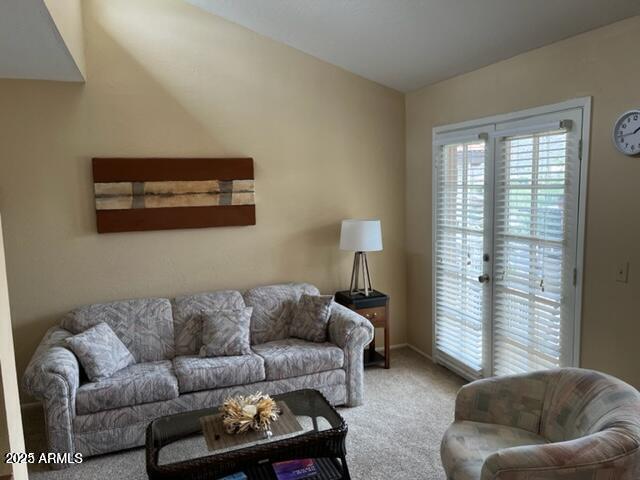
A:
[[43, 0, 86, 81]]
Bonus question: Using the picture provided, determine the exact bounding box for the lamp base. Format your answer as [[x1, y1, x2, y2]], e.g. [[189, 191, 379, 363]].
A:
[[348, 251, 374, 296]]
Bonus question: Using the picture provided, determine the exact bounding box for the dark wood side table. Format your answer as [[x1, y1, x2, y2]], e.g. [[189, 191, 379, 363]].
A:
[[334, 290, 390, 369]]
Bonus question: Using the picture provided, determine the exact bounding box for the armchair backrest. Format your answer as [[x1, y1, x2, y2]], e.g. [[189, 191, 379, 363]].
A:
[[454, 370, 552, 434], [541, 368, 640, 444]]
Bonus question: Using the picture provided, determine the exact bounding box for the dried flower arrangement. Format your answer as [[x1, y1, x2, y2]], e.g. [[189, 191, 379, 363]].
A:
[[220, 392, 281, 435]]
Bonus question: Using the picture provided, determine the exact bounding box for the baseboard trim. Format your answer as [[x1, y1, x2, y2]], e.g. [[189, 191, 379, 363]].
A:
[[407, 344, 434, 361], [374, 343, 435, 362], [375, 343, 408, 352]]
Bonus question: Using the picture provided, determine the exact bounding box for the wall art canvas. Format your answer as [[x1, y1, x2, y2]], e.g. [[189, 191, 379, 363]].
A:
[[92, 157, 255, 233]]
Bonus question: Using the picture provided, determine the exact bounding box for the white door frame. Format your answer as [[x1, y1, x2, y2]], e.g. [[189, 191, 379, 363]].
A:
[[432, 97, 591, 378], [0, 214, 29, 480]]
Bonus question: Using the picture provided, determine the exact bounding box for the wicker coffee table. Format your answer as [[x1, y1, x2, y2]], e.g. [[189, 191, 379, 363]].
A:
[[146, 389, 350, 480]]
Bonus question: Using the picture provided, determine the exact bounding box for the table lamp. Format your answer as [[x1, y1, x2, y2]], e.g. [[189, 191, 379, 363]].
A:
[[339, 219, 383, 296]]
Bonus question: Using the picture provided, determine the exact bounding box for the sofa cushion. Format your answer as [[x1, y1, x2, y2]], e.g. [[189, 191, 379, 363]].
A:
[[289, 294, 334, 343], [252, 338, 344, 380], [65, 322, 136, 382], [76, 361, 179, 415], [200, 308, 253, 357], [243, 283, 320, 345], [61, 298, 175, 362], [172, 290, 246, 356], [441, 420, 547, 480], [173, 355, 265, 394]]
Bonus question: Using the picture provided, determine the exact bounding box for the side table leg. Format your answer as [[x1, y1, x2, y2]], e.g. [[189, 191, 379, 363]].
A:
[[368, 329, 376, 362], [384, 304, 390, 369]]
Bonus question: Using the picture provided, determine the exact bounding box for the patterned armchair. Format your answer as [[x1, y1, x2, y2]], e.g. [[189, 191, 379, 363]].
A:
[[441, 368, 640, 480]]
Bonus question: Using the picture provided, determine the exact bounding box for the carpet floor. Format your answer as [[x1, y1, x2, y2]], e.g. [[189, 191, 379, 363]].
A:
[[25, 347, 465, 480]]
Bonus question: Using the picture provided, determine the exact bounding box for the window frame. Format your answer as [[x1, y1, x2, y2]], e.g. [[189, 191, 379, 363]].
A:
[[431, 97, 591, 378]]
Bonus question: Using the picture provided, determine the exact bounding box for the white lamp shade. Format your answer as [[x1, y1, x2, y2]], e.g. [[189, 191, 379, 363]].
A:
[[339, 219, 383, 252]]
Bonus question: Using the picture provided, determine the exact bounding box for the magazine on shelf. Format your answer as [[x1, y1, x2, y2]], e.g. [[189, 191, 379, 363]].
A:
[[272, 458, 318, 480]]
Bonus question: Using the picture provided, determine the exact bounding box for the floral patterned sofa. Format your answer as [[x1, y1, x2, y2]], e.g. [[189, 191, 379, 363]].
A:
[[441, 368, 640, 480], [23, 282, 373, 465]]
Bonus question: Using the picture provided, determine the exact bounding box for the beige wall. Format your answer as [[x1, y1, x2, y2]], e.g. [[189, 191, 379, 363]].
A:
[[3, 0, 636, 404], [0, 0, 406, 398], [406, 16, 640, 388]]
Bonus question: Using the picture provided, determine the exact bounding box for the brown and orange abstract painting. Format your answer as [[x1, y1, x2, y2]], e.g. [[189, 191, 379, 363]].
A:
[[92, 158, 255, 233]]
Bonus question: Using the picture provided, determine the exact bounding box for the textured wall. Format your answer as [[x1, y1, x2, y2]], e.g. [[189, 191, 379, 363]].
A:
[[406, 16, 640, 387], [0, 0, 406, 400]]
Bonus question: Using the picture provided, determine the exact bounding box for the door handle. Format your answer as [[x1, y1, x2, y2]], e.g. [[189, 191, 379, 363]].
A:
[[478, 274, 490, 284]]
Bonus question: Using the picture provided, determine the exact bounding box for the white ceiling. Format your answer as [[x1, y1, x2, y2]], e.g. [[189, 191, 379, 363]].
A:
[[0, 0, 83, 82], [186, 0, 640, 92]]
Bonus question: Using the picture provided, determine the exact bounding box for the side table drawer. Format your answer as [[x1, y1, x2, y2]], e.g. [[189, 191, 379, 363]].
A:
[[357, 306, 386, 327]]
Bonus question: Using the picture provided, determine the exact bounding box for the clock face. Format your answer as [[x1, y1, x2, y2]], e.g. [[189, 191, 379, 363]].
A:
[[613, 110, 640, 156]]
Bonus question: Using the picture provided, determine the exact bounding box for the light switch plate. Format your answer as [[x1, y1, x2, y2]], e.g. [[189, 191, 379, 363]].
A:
[[616, 262, 629, 283]]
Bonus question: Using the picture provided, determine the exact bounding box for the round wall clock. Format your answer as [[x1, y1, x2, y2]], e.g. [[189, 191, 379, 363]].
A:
[[613, 109, 640, 156]]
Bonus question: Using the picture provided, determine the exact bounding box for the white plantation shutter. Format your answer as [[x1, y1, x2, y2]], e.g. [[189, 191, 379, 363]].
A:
[[434, 138, 489, 377], [432, 102, 586, 380], [492, 115, 581, 375]]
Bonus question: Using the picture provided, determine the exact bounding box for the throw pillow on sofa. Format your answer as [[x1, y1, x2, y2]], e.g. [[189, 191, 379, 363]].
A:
[[200, 307, 253, 357], [289, 294, 334, 343], [64, 322, 136, 382]]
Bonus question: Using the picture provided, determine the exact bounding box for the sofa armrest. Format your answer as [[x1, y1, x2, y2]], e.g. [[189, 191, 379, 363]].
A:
[[328, 302, 374, 349], [481, 430, 640, 480], [455, 372, 551, 434], [328, 303, 374, 406], [22, 326, 80, 457], [23, 326, 80, 402]]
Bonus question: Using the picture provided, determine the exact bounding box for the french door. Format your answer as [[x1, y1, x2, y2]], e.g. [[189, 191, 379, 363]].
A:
[[433, 102, 587, 380]]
